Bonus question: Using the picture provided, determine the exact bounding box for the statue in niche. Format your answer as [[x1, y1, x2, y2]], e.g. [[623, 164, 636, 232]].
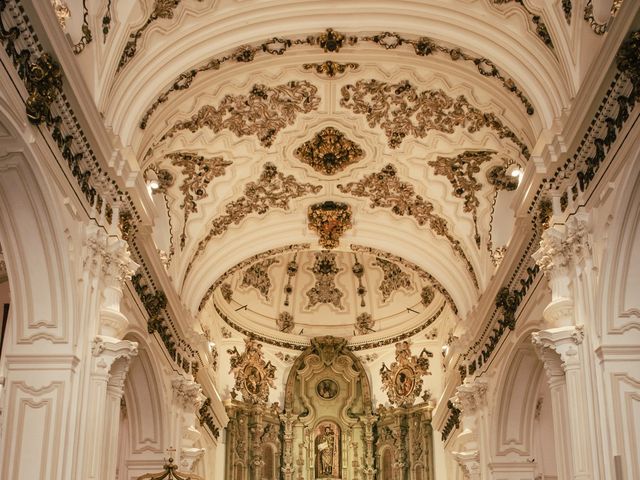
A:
[[315, 422, 340, 478]]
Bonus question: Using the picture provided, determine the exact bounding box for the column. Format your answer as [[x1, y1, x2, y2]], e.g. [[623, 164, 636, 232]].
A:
[[171, 376, 206, 472], [451, 378, 487, 480]]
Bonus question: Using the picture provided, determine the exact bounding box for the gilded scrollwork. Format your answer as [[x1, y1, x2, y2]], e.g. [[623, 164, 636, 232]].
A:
[[302, 60, 359, 77], [307, 201, 353, 249], [340, 79, 529, 157], [429, 150, 501, 247], [186, 164, 321, 278], [25, 53, 63, 126], [379, 341, 432, 407], [117, 0, 181, 72], [306, 251, 344, 310], [355, 312, 374, 335], [373, 257, 412, 302], [220, 282, 233, 303], [276, 312, 295, 333], [420, 286, 435, 306], [294, 127, 364, 175], [584, 0, 623, 35], [165, 152, 232, 248], [241, 258, 279, 300], [227, 338, 276, 405], [339, 165, 478, 287], [160, 81, 321, 148]]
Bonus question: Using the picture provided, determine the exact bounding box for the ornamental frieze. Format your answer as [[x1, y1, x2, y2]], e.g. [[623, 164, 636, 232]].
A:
[[379, 341, 432, 407], [140, 29, 533, 128], [306, 251, 344, 309], [160, 81, 321, 148], [294, 127, 364, 175], [302, 60, 359, 77], [307, 201, 353, 249], [338, 165, 478, 287], [165, 152, 232, 249], [185, 165, 320, 278], [340, 79, 529, 158], [227, 338, 276, 405]]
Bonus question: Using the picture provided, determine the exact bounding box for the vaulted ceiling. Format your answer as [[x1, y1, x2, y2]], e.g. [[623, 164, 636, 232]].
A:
[[53, 0, 624, 348]]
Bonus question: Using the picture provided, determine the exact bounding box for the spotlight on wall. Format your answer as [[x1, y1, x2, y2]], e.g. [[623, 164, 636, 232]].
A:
[[441, 344, 450, 357], [146, 170, 160, 190]]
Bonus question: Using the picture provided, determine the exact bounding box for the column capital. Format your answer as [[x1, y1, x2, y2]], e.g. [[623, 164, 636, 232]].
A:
[[453, 450, 481, 480], [532, 326, 584, 378], [91, 336, 138, 370]]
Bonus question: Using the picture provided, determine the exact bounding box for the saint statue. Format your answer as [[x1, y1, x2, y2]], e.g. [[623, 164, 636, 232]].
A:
[[317, 426, 334, 476]]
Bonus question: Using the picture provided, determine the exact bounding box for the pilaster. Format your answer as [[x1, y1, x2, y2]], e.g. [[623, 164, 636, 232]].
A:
[[171, 375, 206, 473], [451, 378, 488, 480]]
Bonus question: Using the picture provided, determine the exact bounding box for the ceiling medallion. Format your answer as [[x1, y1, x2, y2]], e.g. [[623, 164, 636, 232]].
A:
[[307, 201, 353, 249], [379, 341, 432, 407], [317, 28, 357, 52], [161, 81, 321, 148], [340, 79, 529, 158], [302, 60, 359, 78], [339, 165, 478, 287], [295, 127, 365, 175], [227, 338, 276, 405]]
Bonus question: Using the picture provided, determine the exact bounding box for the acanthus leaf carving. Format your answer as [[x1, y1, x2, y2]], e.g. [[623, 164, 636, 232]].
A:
[[379, 341, 432, 407], [307, 201, 353, 249], [294, 127, 364, 175]]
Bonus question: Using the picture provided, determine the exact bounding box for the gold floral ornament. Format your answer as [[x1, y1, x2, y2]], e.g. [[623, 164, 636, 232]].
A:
[[25, 53, 63, 126], [374, 257, 412, 302], [294, 127, 365, 175], [306, 251, 344, 309], [161, 81, 321, 148], [379, 341, 432, 407], [317, 28, 357, 52], [340, 79, 529, 158], [166, 152, 232, 249], [227, 338, 276, 405], [307, 201, 353, 249], [355, 312, 374, 335], [241, 258, 279, 300], [277, 311, 295, 333], [338, 165, 478, 288], [185, 163, 321, 278], [302, 60, 359, 78]]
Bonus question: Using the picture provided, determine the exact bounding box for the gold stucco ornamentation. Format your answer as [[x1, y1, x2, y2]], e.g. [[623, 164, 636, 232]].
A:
[[117, 0, 181, 71], [294, 127, 364, 175], [241, 258, 279, 300], [302, 60, 359, 77], [429, 150, 498, 247], [166, 152, 232, 248], [373, 257, 412, 302], [306, 251, 344, 309], [186, 164, 321, 278], [340, 79, 529, 158], [307, 201, 353, 249], [355, 312, 374, 335], [420, 286, 435, 306], [379, 341, 432, 407], [161, 81, 321, 148], [220, 282, 233, 303], [227, 338, 276, 405], [277, 311, 295, 333], [339, 165, 477, 287], [25, 53, 63, 126]]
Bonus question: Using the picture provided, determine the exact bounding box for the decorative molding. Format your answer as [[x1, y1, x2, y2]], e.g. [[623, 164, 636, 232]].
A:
[[117, 0, 182, 71], [307, 201, 353, 249], [429, 150, 500, 247], [50, 0, 70, 28], [241, 258, 278, 300], [306, 251, 344, 309], [25, 53, 63, 126], [584, 0, 623, 35], [380, 341, 432, 407], [617, 31, 640, 91], [531, 326, 585, 375], [421, 286, 435, 307], [172, 376, 205, 410], [302, 60, 359, 77], [452, 378, 488, 414], [441, 400, 461, 441], [487, 164, 519, 191], [186, 164, 320, 278], [159, 81, 321, 147], [294, 127, 364, 175], [339, 165, 478, 287], [227, 338, 276, 405], [562, 0, 572, 24], [220, 282, 233, 303], [310, 335, 348, 366], [373, 257, 412, 302], [340, 79, 530, 157], [139, 29, 533, 128], [165, 152, 232, 249]]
